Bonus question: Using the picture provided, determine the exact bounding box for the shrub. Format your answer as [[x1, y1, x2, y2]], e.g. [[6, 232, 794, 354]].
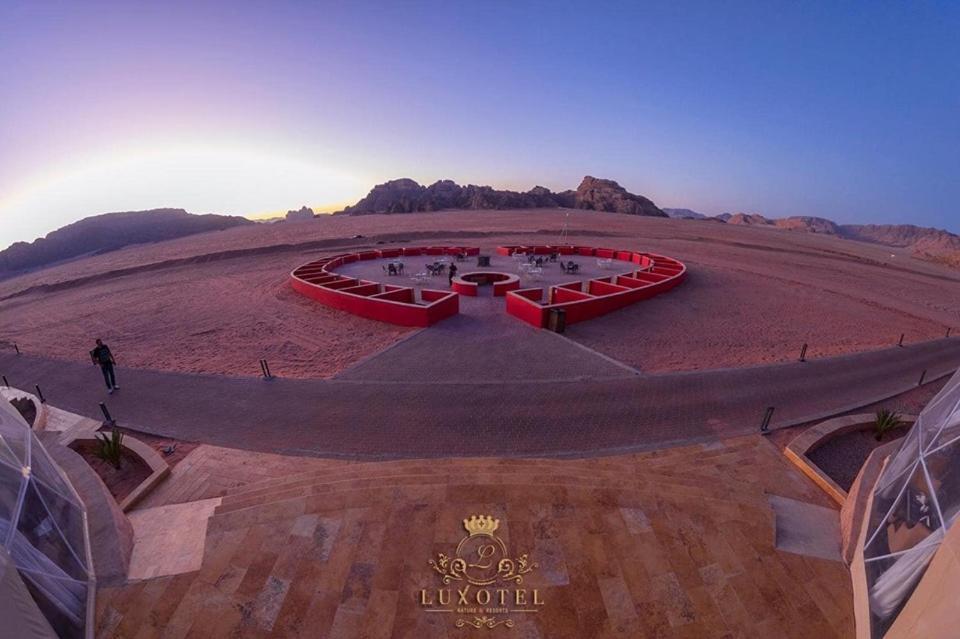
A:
[[96, 428, 124, 469], [874, 409, 902, 442]]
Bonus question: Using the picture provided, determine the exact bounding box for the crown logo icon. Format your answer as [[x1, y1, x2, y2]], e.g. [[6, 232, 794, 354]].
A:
[[463, 515, 500, 537]]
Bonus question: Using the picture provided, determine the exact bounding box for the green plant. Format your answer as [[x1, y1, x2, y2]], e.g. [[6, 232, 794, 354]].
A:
[[95, 428, 124, 469], [874, 408, 902, 441]]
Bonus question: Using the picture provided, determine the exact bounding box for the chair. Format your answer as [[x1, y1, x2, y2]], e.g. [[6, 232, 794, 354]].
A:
[[559, 262, 568, 274]]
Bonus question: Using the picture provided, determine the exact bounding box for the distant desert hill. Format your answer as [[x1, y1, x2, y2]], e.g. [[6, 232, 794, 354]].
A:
[[285, 206, 316, 221], [338, 176, 666, 217], [0, 208, 251, 276], [716, 211, 960, 265], [663, 208, 707, 220]]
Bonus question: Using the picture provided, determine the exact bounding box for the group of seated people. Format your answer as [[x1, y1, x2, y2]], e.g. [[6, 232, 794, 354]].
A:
[[426, 261, 448, 276], [521, 252, 562, 266], [508, 250, 582, 275], [383, 260, 457, 277]]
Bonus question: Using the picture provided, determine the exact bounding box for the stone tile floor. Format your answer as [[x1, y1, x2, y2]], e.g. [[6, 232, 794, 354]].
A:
[[127, 498, 222, 580], [97, 435, 854, 638]]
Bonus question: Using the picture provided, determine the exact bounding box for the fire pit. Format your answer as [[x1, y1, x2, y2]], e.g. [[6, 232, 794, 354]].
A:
[[451, 271, 520, 296]]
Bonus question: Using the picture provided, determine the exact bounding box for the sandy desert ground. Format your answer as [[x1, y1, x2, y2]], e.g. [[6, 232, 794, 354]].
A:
[[1, 209, 958, 378]]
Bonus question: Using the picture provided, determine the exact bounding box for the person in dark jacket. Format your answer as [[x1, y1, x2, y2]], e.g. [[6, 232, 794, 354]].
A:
[[90, 339, 119, 393], [448, 262, 458, 286]]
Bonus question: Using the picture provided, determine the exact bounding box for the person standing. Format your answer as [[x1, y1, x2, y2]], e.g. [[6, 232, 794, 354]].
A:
[[448, 262, 458, 286], [90, 339, 119, 393]]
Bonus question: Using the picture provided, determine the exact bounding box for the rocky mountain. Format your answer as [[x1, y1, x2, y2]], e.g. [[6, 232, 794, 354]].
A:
[[663, 208, 707, 220], [844, 224, 960, 254], [285, 206, 315, 221], [707, 211, 960, 265], [574, 176, 664, 216], [337, 176, 666, 217], [725, 213, 841, 234], [725, 212, 771, 226], [0, 208, 251, 275]]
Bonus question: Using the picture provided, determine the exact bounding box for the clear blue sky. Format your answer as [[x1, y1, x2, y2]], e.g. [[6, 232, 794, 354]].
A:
[[1, 1, 958, 248]]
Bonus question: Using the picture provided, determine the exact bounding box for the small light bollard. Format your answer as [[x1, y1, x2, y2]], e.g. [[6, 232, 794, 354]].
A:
[[898, 333, 905, 347], [99, 402, 116, 427], [919, 369, 927, 387], [799, 343, 808, 362], [259, 359, 273, 380], [34, 384, 45, 404], [760, 406, 775, 435]]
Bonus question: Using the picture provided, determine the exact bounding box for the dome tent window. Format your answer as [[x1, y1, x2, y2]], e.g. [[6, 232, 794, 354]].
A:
[[0, 398, 93, 638], [862, 368, 960, 636]]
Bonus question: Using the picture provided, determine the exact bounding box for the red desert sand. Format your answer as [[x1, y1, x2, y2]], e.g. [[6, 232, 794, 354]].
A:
[[1, 209, 957, 378]]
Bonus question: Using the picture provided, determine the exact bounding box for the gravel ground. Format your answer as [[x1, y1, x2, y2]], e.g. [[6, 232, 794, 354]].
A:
[[1, 209, 957, 378]]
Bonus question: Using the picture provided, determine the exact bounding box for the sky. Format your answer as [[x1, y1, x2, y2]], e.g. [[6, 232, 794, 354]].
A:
[[1, 1, 958, 249]]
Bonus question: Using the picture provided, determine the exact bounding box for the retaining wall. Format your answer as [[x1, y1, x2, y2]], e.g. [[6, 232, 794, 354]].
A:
[[500, 246, 687, 328], [290, 247, 474, 327]]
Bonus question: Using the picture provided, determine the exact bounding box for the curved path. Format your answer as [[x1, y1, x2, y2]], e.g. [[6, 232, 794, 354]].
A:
[[2, 335, 958, 460]]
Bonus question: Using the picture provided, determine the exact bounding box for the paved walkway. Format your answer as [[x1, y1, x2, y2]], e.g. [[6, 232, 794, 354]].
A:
[[2, 337, 958, 459], [337, 296, 636, 382]]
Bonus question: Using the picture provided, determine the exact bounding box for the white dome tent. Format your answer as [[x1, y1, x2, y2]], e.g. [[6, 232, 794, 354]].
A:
[[863, 368, 960, 636], [0, 396, 93, 638]]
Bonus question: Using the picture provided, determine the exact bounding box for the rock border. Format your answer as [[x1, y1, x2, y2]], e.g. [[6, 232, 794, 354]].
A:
[[784, 412, 916, 505], [71, 432, 171, 512]]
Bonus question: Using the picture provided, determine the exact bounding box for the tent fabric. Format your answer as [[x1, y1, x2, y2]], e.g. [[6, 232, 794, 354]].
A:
[[864, 368, 960, 634], [0, 398, 91, 638], [0, 543, 59, 639]]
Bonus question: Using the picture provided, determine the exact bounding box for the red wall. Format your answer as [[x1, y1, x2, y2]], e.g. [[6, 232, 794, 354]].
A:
[[372, 288, 416, 304], [290, 246, 477, 326], [341, 283, 380, 296], [295, 244, 685, 329], [588, 280, 630, 296], [502, 244, 687, 328], [553, 287, 594, 303], [506, 290, 547, 327], [452, 280, 478, 296], [493, 278, 520, 296]]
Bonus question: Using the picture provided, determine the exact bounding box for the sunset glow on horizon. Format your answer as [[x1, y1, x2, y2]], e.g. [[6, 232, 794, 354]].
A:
[[0, 142, 371, 243], [1, 1, 958, 249]]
